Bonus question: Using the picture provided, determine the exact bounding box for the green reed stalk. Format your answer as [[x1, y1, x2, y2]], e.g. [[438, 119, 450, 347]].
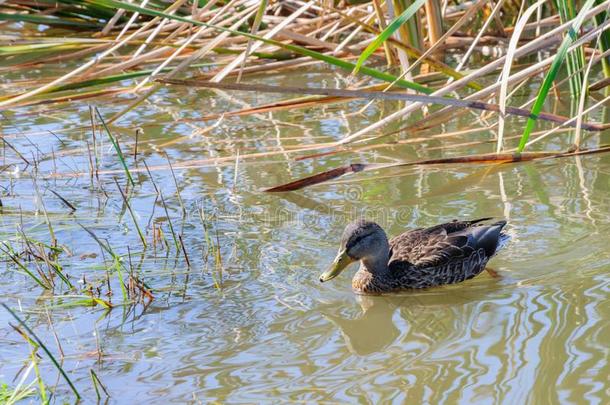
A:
[[517, 0, 595, 152], [594, 0, 610, 78], [353, 0, 426, 75], [402, 0, 424, 51], [554, 0, 585, 96]]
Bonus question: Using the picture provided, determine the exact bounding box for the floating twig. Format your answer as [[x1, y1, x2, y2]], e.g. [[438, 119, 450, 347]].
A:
[[265, 145, 610, 192]]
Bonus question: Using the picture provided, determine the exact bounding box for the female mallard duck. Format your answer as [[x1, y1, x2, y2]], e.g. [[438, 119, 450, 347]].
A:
[[320, 218, 509, 294]]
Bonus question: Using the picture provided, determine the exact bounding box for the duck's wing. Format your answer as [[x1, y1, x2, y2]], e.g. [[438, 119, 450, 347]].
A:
[[388, 228, 469, 269], [388, 219, 507, 269], [416, 217, 493, 235]]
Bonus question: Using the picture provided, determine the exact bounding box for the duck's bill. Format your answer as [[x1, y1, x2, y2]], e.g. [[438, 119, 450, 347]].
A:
[[319, 249, 355, 282]]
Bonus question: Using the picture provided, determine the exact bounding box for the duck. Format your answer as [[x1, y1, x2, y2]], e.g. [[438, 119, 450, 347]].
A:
[[319, 218, 509, 294]]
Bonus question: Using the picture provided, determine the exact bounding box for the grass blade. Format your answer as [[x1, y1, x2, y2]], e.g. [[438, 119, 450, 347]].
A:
[[114, 178, 147, 248], [95, 107, 135, 186], [0, 12, 101, 28]]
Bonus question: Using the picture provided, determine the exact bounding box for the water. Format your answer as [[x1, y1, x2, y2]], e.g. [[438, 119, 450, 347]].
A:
[[0, 70, 609, 403]]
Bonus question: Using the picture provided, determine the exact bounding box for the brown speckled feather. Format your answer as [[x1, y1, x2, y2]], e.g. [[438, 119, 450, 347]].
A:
[[352, 218, 508, 293], [388, 218, 495, 266]]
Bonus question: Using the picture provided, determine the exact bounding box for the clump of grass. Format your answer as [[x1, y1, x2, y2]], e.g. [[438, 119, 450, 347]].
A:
[[2, 303, 81, 401], [198, 208, 224, 289], [0, 381, 36, 405], [114, 177, 147, 248], [79, 224, 129, 303]]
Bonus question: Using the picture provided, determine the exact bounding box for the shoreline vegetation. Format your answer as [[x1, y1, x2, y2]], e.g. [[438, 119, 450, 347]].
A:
[[1, 0, 609, 402], [1, 1, 609, 185]]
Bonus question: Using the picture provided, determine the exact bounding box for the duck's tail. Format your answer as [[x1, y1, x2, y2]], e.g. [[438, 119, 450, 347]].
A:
[[492, 220, 510, 255], [471, 219, 510, 256]]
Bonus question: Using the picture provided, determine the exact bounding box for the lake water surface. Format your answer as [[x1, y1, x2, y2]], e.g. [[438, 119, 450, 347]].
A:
[[0, 69, 609, 403]]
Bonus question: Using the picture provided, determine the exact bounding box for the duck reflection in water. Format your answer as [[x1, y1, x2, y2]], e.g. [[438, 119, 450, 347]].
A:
[[319, 281, 505, 356]]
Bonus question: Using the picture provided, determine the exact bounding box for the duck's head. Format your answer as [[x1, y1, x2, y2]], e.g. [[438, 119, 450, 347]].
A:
[[319, 220, 390, 283]]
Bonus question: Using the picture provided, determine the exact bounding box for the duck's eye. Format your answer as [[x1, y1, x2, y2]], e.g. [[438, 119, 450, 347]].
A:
[[347, 232, 372, 251]]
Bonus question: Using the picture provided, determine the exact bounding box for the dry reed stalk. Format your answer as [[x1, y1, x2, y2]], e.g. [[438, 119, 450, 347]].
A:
[[159, 79, 606, 131], [407, 45, 610, 142], [210, 0, 316, 82], [497, 0, 547, 153], [93, 1, 250, 79], [424, 0, 444, 53], [0, 2, 180, 107], [106, 6, 258, 124], [339, 13, 610, 145]]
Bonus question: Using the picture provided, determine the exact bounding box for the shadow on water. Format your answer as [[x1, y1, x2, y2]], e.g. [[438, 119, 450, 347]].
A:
[[319, 278, 507, 356]]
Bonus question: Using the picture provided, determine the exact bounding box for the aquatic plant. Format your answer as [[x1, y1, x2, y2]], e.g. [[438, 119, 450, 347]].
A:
[[1, 0, 608, 188]]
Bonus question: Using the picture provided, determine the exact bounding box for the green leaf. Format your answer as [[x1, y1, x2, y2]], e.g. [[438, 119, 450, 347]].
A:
[[517, 0, 596, 152], [352, 0, 426, 75], [49, 296, 113, 309], [0, 12, 101, 28], [0, 42, 87, 56]]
